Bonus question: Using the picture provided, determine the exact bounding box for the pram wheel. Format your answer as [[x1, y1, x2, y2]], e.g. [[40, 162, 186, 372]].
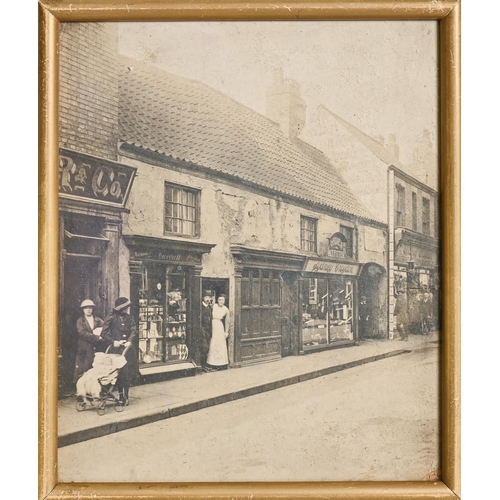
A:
[[76, 400, 87, 412], [114, 400, 125, 412], [97, 402, 106, 416]]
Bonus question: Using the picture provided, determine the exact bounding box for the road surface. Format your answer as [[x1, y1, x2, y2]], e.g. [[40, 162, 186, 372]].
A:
[[59, 344, 439, 482]]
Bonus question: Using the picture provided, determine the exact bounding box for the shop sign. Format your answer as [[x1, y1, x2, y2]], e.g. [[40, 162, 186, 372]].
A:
[[395, 242, 437, 268], [131, 250, 201, 264], [304, 259, 360, 275], [59, 149, 136, 207]]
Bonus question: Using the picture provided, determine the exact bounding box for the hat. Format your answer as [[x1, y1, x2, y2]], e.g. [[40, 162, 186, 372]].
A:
[[203, 290, 212, 297], [80, 299, 96, 308], [114, 297, 132, 311]]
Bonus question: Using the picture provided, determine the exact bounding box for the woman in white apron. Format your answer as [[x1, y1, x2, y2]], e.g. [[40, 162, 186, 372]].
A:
[[206, 294, 230, 370]]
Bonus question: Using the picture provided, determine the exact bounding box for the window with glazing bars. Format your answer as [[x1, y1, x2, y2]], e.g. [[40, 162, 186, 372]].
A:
[[164, 183, 199, 236], [301, 216, 317, 252], [395, 184, 405, 227], [422, 197, 431, 236], [412, 192, 418, 231]]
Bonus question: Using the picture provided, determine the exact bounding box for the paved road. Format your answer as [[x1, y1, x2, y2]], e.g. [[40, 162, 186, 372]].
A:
[[59, 344, 439, 482]]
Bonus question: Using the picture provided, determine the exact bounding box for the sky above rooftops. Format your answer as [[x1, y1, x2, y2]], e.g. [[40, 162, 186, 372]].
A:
[[118, 21, 438, 166]]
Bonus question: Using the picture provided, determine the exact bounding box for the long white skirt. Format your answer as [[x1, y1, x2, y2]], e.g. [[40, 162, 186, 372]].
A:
[[206, 318, 228, 366]]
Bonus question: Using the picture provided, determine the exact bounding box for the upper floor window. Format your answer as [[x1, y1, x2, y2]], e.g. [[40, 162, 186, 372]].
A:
[[164, 183, 200, 237], [422, 197, 431, 236], [395, 184, 405, 227], [301, 216, 317, 253], [412, 192, 418, 231]]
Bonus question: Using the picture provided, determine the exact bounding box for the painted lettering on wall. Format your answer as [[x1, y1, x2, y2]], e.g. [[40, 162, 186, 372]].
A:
[[304, 259, 360, 275], [59, 149, 136, 207], [132, 250, 200, 263]]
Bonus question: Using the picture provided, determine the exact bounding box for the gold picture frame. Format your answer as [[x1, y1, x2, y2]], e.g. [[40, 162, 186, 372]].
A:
[[39, 1, 460, 498]]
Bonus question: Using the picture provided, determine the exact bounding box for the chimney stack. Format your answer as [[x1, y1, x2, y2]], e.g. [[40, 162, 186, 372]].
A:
[[266, 68, 306, 140], [386, 133, 400, 162]]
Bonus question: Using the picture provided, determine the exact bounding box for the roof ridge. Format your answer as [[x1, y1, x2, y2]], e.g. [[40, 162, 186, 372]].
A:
[[317, 105, 401, 168], [117, 54, 284, 132], [118, 56, 383, 224]]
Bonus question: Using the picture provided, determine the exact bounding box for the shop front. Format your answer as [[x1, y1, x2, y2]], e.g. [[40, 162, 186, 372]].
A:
[[231, 246, 304, 366], [123, 235, 215, 380], [393, 228, 440, 334], [58, 149, 136, 396], [300, 259, 361, 351]]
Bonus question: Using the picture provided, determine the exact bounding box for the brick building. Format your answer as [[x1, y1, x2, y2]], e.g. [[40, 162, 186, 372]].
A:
[[58, 23, 136, 392]]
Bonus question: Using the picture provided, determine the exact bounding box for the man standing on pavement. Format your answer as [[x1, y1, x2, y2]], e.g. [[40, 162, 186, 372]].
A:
[[201, 290, 213, 372], [358, 295, 369, 340], [394, 290, 410, 341]]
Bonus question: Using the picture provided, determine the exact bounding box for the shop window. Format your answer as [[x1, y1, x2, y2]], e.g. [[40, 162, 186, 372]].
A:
[[301, 216, 317, 253], [301, 277, 354, 348], [422, 197, 431, 235], [395, 184, 405, 227], [412, 192, 418, 231], [309, 278, 318, 304], [137, 265, 189, 365], [241, 269, 281, 338], [164, 183, 200, 237]]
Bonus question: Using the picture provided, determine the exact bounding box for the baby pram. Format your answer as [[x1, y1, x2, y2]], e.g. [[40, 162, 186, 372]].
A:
[[75, 344, 131, 416]]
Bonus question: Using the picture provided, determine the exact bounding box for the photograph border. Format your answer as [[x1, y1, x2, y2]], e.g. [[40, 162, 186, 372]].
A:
[[39, 1, 460, 498]]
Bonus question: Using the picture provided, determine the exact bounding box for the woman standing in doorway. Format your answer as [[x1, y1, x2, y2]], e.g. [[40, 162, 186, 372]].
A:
[[73, 299, 105, 383], [205, 294, 230, 371]]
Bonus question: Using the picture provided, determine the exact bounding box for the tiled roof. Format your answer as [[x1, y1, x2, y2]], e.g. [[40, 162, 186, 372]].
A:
[[118, 57, 378, 222]]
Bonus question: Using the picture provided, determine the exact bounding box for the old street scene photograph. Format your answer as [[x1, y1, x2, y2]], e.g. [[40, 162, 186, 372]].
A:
[[57, 21, 440, 482]]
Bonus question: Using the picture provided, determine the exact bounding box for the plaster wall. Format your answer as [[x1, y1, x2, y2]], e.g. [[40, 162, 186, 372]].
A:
[[119, 157, 387, 276]]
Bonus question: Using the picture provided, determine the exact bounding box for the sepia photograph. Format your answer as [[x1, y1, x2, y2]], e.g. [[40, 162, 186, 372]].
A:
[[52, 18, 446, 485]]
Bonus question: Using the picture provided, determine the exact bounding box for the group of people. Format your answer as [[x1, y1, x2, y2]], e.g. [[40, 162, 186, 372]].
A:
[[200, 291, 230, 372], [394, 286, 435, 341], [73, 290, 231, 406], [74, 296, 137, 406]]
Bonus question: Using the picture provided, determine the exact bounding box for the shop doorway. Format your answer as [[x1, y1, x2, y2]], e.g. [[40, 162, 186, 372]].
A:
[[61, 256, 101, 389], [201, 278, 230, 308], [358, 263, 386, 339]]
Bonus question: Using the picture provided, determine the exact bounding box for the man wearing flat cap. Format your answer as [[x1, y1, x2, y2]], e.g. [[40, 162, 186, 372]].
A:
[[102, 297, 138, 405], [200, 290, 213, 371]]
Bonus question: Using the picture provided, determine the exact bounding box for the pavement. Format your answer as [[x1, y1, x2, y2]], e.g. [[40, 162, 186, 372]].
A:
[[58, 332, 439, 447]]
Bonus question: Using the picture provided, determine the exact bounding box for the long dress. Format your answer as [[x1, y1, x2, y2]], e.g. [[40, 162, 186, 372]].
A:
[[206, 304, 229, 367]]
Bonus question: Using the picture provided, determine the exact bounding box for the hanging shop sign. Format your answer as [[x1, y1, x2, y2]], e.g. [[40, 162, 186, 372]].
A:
[[303, 259, 360, 276], [59, 149, 136, 208]]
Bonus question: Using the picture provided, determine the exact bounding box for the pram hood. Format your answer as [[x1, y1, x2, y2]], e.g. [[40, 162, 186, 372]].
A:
[[92, 352, 127, 385]]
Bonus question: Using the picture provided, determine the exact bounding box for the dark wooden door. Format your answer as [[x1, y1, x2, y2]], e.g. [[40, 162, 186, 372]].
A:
[[281, 272, 299, 356]]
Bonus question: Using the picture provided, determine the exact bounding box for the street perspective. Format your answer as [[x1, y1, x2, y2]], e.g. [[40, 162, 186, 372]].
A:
[[57, 21, 440, 482]]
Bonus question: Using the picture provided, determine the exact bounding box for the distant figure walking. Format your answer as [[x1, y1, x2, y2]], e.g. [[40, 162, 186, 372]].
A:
[[394, 290, 410, 341], [205, 294, 230, 371], [419, 286, 433, 334]]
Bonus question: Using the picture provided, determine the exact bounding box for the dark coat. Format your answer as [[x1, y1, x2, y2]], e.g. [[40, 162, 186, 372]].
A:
[[394, 296, 410, 326], [198, 302, 213, 364], [101, 311, 138, 388], [201, 303, 213, 338], [73, 315, 105, 382]]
